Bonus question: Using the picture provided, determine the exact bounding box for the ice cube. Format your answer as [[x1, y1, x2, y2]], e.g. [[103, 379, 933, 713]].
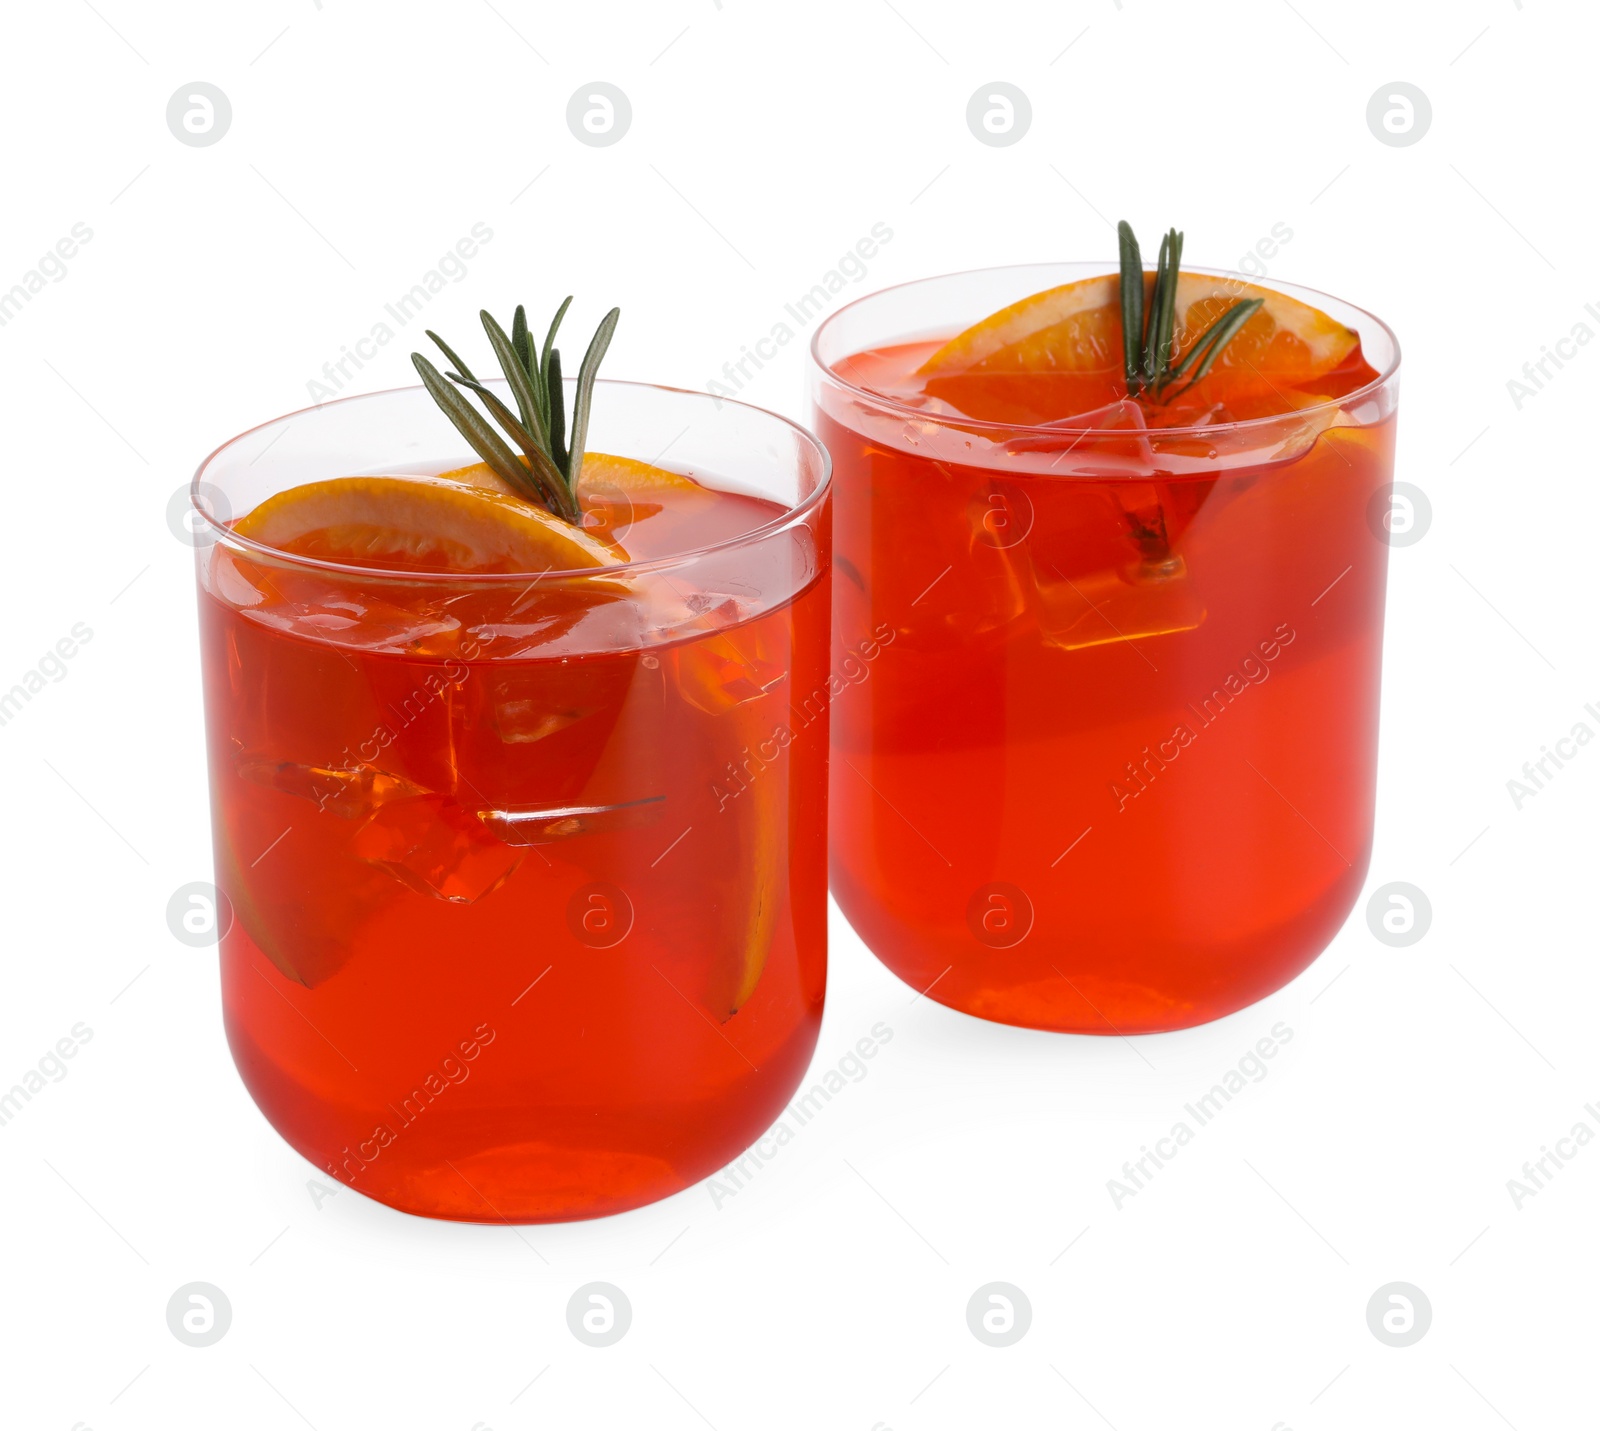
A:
[[352, 793, 523, 903], [451, 647, 664, 820], [490, 693, 595, 746], [478, 794, 666, 845], [1034, 554, 1207, 652], [632, 576, 765, 648], [676, 633, 786, 713], [483, 655, 633, 751], [236, 754, 427, 819], [1004, 399, 1158, 478], [464, 589, 646, 659], [994, 400, 1213, 650], [685, 584, 760, 621], [465, 609, 588, 657], [210, 549, 269, 609], [247, 592, 461, 656], [1269, 400, 1357, 460]]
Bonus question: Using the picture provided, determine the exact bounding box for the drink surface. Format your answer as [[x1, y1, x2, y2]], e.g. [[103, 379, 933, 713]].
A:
[[820, 329, 1394, 1033], [201, 466, 830, 1220], [849, 330, 1380, 429]]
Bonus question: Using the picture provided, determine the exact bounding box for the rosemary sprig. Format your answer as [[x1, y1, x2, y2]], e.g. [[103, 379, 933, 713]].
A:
[[410, 298, 619, 525], [1116, 220, 1263, 403]]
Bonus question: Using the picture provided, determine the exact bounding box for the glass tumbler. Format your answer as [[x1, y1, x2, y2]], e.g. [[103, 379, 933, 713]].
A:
[[192, 380, 831, 1220], [812, 263, 1399, 1033]]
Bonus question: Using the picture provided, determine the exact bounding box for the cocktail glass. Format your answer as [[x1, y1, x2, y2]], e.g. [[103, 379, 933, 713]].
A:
[[193, 379, 831, 1220], [811, 262, 1399, 1033]]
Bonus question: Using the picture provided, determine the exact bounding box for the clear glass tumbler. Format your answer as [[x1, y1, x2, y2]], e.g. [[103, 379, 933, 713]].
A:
[[193, 380, 831, 1220], [812, 263, 1399, 1033]]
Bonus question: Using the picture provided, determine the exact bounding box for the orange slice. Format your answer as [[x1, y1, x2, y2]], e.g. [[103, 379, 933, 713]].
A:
[[441, 452, 705, 548], [235, 475, 622, 575], [575, 452, 700, 500], [439, 452, 698, 500], [919, 272, 1360, 424], [919, 273, 1124, 378]]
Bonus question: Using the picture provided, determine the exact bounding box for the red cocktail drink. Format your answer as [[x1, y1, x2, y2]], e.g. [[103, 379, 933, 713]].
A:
[[194, 375, 830, 1219], [812, 258, 1398, 1033]]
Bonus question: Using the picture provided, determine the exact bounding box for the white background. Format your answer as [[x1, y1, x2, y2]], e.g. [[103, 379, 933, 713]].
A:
[[1, 1, 1594, 1427]]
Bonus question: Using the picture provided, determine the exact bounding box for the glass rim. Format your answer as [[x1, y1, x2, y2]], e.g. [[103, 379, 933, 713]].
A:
[[191, 377, 833, 584], [808, 260, 1402, 441]]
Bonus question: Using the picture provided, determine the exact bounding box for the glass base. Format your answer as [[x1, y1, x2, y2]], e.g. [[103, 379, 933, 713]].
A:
[[222, 942, 822, 1223], [833, 845, 1370, 1036]]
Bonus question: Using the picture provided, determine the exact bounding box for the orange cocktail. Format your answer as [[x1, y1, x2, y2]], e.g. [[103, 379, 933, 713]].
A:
[[813, 239, 1398, 1033], [195, 303, 831, 1220]]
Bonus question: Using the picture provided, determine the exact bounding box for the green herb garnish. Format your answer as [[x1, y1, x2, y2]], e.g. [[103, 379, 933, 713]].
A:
[[411, 299, 619, 525], [1117, 220, 1263, 403]]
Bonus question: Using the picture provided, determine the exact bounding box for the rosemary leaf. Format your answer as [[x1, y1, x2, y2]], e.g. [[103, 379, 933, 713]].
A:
[[538, 298, 571, 441], [447, 373, 573, 516], [426, 330, 479, 385], [1145, 235, 1171, 392], [547, 348, 567, 476], [1114, 221, 1269, 407], [1162, 229, 1184, 382], [1186, 296, 1262, 384], [511, 304, 531, 373], [482, 309, 551, 453], [1146, 229, 1184, 389], [1117, 220, 1145, 395], [412, 296, 618, 525], [1165, 297, 1264, 389], [566, 307, 619, 491], [541, 295, 572, 391], [412, 353, 537, 499]]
